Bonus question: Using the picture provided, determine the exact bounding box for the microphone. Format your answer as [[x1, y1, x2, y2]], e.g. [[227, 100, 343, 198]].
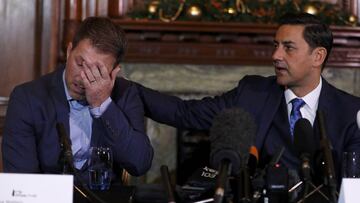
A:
[[56, 123, 75, 173], [248, 146, 259, 177], [316, 110, 337, 203], [160, 165, 176, 203], [293, 118, 316, 202], [209, 108, 257, 203], [56, 122, 107, 203], [293, 118, 315, 181]]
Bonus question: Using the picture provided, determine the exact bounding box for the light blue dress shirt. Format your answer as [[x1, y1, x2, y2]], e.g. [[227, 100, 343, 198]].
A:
[[62, 71, 112, 169]]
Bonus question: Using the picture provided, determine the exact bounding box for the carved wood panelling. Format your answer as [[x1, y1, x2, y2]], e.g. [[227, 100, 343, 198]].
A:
[[60, 1, 360, 68], [111, 20, 360, 68]]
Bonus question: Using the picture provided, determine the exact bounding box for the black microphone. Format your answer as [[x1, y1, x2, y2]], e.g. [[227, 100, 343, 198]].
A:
[[209, 108, 257, 203], [160, 165, 176, 203], [293, 118, 316, 202], [240, 146, 259, 203], [316, 110, 337, 203], [56, 122, 107, 203], [56, 122, 75, 173], [248, 146, 259, 178], [294, 118, 316, 181]]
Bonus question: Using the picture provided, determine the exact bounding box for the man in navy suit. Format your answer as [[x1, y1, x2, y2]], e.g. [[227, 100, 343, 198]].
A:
[[2, 17, 153, 181], [136, 13, 360, 186]]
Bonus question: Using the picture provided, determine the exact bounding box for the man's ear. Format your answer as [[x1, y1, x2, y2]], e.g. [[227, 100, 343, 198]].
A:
[[111, 65, 121, 79], [313, 47, 327, 68], [66, 42, 73, 61]]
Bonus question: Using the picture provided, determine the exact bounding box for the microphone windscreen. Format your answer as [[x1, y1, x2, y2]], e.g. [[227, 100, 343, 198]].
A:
[[293, 118, 316, 158], [210, 108, 257, 174]]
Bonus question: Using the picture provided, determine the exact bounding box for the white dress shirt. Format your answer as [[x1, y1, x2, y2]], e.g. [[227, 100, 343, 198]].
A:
[[284, 77, 322, 126]]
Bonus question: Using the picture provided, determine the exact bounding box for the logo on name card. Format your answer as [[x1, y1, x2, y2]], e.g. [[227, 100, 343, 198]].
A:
[[12, 189, 37, 198]]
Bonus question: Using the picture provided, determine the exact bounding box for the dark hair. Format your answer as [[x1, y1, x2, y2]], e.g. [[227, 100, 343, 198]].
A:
[[72, 17, 127, 68], [279, 13, 333, 69]]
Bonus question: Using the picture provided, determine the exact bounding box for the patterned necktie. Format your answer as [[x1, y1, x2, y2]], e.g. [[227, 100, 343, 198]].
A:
[[289, 98, 305, 137]]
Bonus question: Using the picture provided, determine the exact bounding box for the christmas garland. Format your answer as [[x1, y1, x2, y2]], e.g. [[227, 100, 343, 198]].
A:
[[128, 0, 357, 26]]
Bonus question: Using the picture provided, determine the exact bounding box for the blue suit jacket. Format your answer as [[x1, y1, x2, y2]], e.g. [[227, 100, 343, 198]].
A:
[[136, 75, 360, 180], [2, 65, 153, 177]]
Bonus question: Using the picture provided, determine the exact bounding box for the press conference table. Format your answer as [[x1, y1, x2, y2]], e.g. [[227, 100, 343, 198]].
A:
[[74, 183, 168, 203], [74, 183, 135, 203], [74, 182, 336, 203]]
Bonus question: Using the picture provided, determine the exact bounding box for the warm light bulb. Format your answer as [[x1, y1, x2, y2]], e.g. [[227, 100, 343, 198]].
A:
[[349, 15, 357, 23], [148, 5, 157, 13], [148, 1, 159, 14], [227, 7, 236, 15], [304, 4, 318, 15], [189, 5, 201, 16]]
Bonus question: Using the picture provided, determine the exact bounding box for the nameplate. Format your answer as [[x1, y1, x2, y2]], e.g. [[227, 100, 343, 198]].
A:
[[0, 173, 73, 203], [339, 178, 360, 203]]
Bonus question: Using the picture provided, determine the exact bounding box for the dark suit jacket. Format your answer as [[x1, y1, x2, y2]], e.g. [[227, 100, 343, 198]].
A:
[[136, 75, 360, 180], [2, 65, 153, 177]]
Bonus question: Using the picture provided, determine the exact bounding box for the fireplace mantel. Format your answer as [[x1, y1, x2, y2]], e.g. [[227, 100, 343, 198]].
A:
[[109, 19, 360, 68]]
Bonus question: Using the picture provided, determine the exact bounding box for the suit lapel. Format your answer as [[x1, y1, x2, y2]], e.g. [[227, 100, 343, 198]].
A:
[[49, 65, 71, 136], [315, 78, 334, 147], [255, 81, 284, 150]]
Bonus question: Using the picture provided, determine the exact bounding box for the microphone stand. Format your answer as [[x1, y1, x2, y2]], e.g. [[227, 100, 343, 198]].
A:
[[160, 165, 176, 203], [317, 111, 337, 203], [235, 166, 251, 203], [213, 159, 232, 203], [289, 182, 330, 203], [300, 157, 311, 203]]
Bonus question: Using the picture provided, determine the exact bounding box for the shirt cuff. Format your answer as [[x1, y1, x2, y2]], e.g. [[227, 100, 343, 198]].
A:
[[90, 97, 112, 118]]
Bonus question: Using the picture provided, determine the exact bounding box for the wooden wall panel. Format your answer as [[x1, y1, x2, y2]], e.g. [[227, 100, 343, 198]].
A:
[[0, 0, 37, 97], [40, 0, 61, 74], [0, 0, 60, 97], [0, 0, 60, 149], [83, 0, 109, 18]]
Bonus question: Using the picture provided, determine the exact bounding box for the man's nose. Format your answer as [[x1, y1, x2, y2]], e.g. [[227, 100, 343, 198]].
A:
[[272, 47, 283, 61]]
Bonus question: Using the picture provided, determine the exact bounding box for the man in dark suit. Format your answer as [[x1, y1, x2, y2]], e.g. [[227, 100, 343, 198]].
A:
[[2, 17, 153, 181], [135, 13, 360, 186]]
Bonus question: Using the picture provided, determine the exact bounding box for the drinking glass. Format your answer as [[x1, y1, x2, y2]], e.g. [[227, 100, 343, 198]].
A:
[[342, 152, 360, 178], [88, 147, 113, 190]]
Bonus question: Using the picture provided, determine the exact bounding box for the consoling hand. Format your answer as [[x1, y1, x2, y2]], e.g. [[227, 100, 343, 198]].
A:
[[81, 61, 120, 107]]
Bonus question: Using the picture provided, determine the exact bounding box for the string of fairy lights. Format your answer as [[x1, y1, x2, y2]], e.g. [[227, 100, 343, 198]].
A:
[[128, 0, 358, 26]]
